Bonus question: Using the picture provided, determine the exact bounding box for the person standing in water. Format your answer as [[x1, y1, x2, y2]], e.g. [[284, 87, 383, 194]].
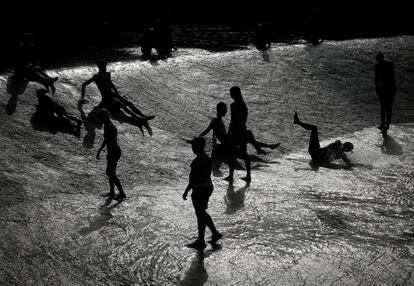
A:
[[183, 137, 222, 250], [375, 52, 396, 136], [225, 86, 251, 183], [96, 109, 126, 201]]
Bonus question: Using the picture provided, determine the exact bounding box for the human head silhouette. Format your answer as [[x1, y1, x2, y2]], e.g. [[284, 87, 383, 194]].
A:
[[216, 102, 227, 117], [96, 60, 107, 72], [343, 142, 354, 152], [230, 86, 242, 101], [191, 137, 206, 155]]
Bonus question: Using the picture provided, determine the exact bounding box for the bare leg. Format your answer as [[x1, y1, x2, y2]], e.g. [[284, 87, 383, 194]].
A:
[[246, 130, 280, 154], [294, 112, 320, 157]]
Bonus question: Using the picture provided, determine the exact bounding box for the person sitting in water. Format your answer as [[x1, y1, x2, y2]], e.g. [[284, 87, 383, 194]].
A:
[[199, 102, 280, 156], [14, 33, 58, 94], [80, 60, 154, 136], [293, 112, 353, 166], [34, 89, 82, 137]]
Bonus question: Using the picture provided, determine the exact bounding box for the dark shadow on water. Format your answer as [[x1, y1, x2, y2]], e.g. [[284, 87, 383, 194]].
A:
[[315, 209, 348, 231], [78, 198, 121, 236], [294, 160, 373, 172], [180, 252, 208, 286], [224, 182, 250, 214], [261, 49, 271, 62], [30, 112, 81, 138], [381, 135, 403, 155], [78, 102, 103, 148], [180, 243, 222, 286]]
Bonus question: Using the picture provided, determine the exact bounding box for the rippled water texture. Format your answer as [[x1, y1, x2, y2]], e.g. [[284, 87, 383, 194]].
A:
[[1, 36, 414, 285]]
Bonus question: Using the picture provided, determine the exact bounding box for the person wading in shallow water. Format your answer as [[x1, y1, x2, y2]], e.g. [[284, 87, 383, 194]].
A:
[[293, 112, 354, 167], [183, 137, 223, 250], [225, 86, 251, 183], [375, 52, 396, 136], [96, 109, 126, 201]]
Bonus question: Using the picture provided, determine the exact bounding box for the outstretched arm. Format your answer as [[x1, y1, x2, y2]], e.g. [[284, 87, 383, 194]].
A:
[[199, 120, 214, 137]]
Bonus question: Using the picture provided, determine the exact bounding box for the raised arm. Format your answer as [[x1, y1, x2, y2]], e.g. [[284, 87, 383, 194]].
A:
[[81, 76, 95, 100]]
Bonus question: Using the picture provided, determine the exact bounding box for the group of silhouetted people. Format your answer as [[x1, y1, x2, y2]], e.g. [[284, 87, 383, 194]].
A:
[[8, 27, 397, 252]]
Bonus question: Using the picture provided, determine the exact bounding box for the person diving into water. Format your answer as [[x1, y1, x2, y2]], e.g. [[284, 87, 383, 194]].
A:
[[293, 112, 354, 167], [80, 60, 154, 136]]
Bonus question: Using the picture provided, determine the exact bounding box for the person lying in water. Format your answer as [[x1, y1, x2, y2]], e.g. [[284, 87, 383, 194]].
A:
[[293, 112, 353, 166], [80, 60, 154, 136], [199, 102, 280, 155], [34, 89, 82, 137]]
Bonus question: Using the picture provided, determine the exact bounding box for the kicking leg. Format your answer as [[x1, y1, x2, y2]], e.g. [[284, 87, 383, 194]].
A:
[[294, 112, 320, 157]]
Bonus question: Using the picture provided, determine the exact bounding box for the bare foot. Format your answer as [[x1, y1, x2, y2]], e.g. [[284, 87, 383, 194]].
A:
[[270, 143, 281, 149]]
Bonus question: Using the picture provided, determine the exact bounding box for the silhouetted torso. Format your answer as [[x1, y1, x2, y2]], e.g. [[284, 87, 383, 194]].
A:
[[104, 123, 119, 153], [375, 60, 396, 96], [92, 72, 113, 99], [229, 101, 248, 131], [211, 118, 227, 144], [189, 153, 213, 190], [256, 21, 271, 50]]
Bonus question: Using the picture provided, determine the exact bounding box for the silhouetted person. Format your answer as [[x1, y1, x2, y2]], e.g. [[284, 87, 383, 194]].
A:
[[96, 109, 126, 201], [14, 33, 58, 93], [183, 137, 222, 251], [199, 102, 280, 156], [81, 60, 153, 136], [141, 27, 155, 59], [375, 52, 396, 136], [294, 112, 354, 166], [154, 16, 175, 57], [33, 89, 82, 137], [225, 86, 251, 183], [305, 7, 322, 45], [256, 16, 272, 51]]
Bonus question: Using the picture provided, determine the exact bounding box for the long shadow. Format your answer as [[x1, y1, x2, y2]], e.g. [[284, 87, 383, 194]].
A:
[[381, 135, 403, 155], [180, 252, 208, 286], [224, 182, 250, 214], [78, 198, 121, 236], [180, 243, 222, 286], [30, 112, 81, 138], [78, 102, 103, 148], [294, 160, 373, 172]]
